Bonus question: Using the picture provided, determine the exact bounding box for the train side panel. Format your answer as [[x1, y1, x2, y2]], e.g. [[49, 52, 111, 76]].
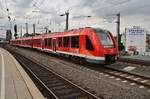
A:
[[10, 27, 118, 64]]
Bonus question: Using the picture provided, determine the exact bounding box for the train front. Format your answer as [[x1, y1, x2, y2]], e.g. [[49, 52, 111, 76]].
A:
[[95, 29, 119, 63]]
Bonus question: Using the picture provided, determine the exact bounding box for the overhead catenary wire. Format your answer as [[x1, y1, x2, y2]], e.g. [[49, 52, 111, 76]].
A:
[[4, 0, 8, 10], [0, 0, 8, 16], [0, 0, 5, 11]]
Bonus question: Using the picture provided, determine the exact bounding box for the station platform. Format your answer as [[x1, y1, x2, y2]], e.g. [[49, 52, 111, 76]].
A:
[[120, 55, 150, 62], [119, 55, 150, 65], [0, 48, 44, 99]]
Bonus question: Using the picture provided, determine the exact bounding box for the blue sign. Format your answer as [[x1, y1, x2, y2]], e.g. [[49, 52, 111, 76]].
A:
[[129, 29, 144, 35]]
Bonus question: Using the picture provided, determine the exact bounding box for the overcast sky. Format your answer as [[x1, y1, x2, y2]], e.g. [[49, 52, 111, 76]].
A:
[[0, 0, 150, 37]]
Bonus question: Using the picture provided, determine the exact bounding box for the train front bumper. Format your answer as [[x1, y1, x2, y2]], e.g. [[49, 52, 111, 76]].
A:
[[85, 56, 105, 64]]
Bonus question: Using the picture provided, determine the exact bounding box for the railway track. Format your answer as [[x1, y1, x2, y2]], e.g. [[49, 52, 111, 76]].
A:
[[5, 46, 150, 98], [75, 60, 150, 90], [12, 52, 101, 99], [9, 46, 150, 91], [54, 53, 150, 89], [99, 66, 150, 89], [61, 55, 150, 89]]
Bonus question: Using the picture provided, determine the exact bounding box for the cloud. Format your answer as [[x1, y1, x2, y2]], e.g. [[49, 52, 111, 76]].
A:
[[0, 0, 150, 36]]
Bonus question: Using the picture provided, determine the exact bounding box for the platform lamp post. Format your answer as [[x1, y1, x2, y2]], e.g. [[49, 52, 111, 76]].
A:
[[7, 8, 11, 21], [33, 24, 35, 36], [60, 10, 69, 31], [116, 13, 121, 48], [20, 25, 22, 38], [31, 23, 35, 48], [105, 13, 121, 50], [6, 8, 12, 40], [25, 23, 28, 34], [81, 15, 91, 27], [85, 16, 91, 27], [14, 24, 17, 39]]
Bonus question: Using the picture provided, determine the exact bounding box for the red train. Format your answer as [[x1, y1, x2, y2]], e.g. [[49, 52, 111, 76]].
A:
[[10, 27, 118, 63]]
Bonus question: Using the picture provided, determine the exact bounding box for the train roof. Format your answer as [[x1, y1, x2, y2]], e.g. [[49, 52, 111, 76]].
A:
[[31, 27, 94, 38], [11, 27, 110, 41]]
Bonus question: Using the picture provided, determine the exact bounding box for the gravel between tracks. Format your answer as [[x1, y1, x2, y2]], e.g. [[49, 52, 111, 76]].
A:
[[6, 45, 150, 99], [108, 62, 150, 79]]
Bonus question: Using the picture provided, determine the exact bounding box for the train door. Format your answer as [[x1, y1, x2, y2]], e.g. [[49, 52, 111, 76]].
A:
[[42, 39, 44, 49], [52, 38, 56, 52]]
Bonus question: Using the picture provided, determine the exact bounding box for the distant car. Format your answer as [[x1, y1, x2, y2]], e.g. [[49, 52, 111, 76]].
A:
[[10, 27, 118, 63]]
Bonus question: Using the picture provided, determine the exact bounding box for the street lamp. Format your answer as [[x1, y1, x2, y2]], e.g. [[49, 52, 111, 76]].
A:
[[72, 15, 92, 27], [84, 16, 91, 27], [104, 13, 121, 50], [60, 10, 69, 31], [87, 16, 91, 18]]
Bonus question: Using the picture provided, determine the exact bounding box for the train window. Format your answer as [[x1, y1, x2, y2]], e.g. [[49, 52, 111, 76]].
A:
[[95, 29, 114, 48], [58, 37, 62, 47], [44, 38, 51, 46], [64, 37, 70, 47], [39, 39, 41, 44], [44, 39, 48, 46], [86, 36, 94, 51], [28, 40, 30, 45], [34, 40, 36, 44], [35, 39, 41, 45], [47, 38, 51, 46], [36, 39, 38, 44], [71, 36, 79, 48], [36, 40, 38, 44]]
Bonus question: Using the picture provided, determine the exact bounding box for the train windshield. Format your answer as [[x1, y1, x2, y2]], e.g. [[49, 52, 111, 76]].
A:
[[95, 29, 114, 48]]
